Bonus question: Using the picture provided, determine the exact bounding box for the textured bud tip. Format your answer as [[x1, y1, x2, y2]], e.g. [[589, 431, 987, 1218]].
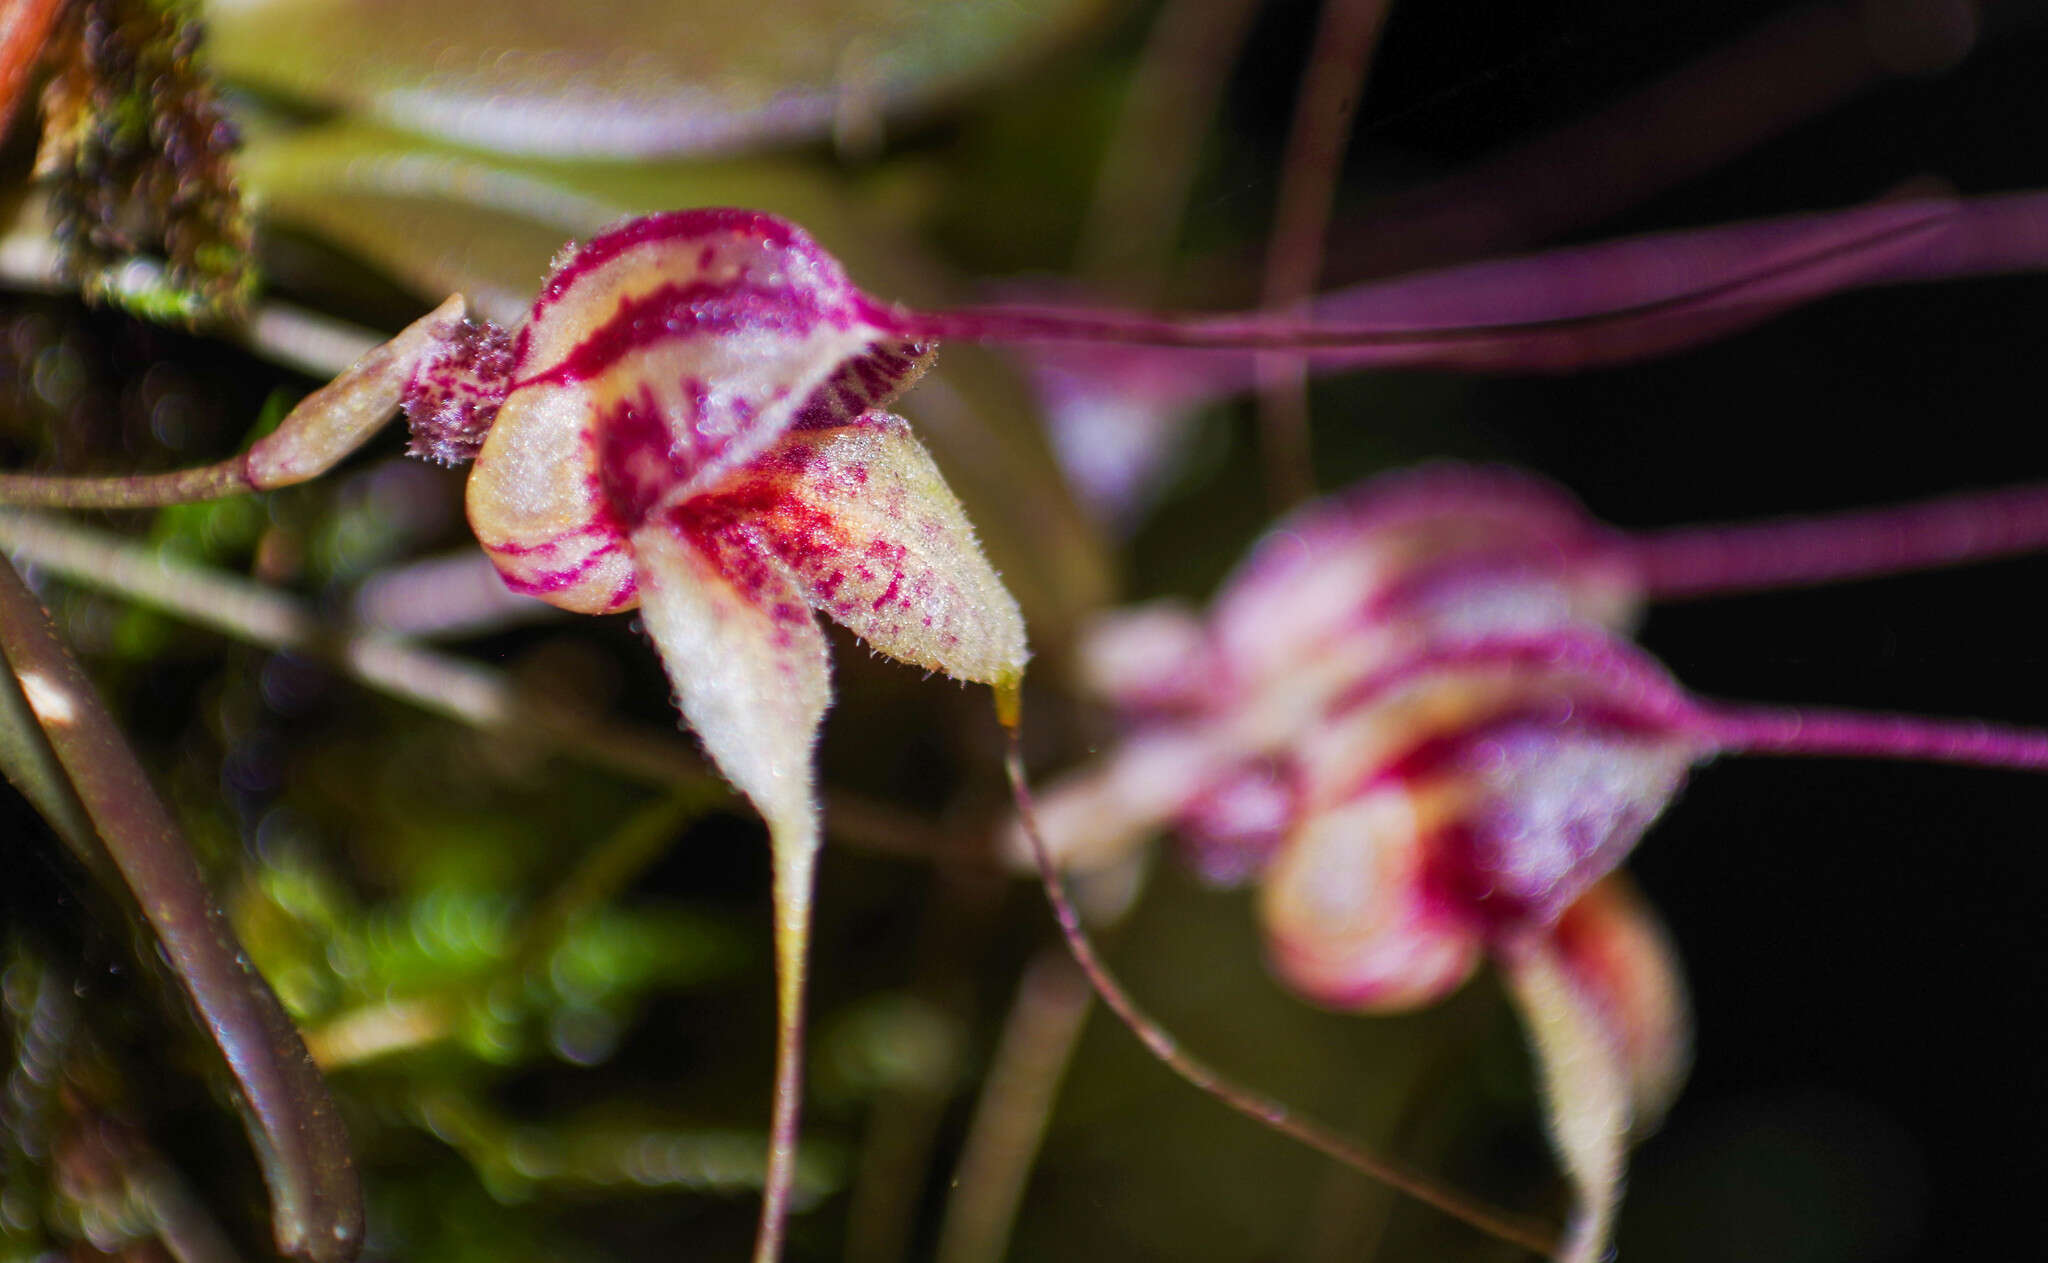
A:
[[403, 317, 515, 466]]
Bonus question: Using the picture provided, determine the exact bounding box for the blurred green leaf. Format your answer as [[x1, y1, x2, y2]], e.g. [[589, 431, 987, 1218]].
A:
[[207, 0, 1114, 158]]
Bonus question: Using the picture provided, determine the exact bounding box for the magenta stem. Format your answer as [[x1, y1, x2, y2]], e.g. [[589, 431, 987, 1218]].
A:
[[1002, 734, 1559, 1259], [1696, 702, 2048, 773], [1621, 480, 2048, 599], [885, 203, 1948, 351]]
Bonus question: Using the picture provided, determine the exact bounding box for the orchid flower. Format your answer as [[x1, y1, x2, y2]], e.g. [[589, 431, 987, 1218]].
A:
[[446, 209, 1029, 1263], [1025, 465, 2048, 1260]]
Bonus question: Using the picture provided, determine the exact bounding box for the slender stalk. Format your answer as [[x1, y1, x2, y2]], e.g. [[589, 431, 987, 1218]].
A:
[[1077, 0, 1265, 293], [0, 459, 255, 509], [1352, 630, 2048, 775], [1256, 0, 1395, 508], [0, 554, 362, 1263], [886, 199, 1948, 350], [1697, 703, 2048, 772], [1001, 731, 1560, 1259], [1620, 480, 2048, 599], [934, 948, 1095, 1263]]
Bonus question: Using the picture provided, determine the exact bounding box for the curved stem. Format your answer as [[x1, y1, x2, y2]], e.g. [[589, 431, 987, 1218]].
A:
[[891, 200, 1948, 350], [1695, 702, 2048, 772], [1002, 731, 1560, 1259], [1621, 480, 2048, 599], [0, 554, 363, 1262], [0, 458, 253, 509]]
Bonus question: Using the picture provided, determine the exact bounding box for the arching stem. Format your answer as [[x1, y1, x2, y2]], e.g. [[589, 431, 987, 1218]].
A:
[[0, 458, 255, 509], [999, 714, 1560, 1259], [887, 200, 1947, 350], [1620, 480, 2048, 599], [1695, 703, 2048, 773]]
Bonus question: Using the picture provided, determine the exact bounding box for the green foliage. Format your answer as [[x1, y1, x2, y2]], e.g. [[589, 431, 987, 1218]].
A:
[[34, 0, 254, 323]]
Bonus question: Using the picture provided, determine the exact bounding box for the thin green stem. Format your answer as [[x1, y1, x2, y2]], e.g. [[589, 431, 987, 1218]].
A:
[[934, 947, 1095, 1263]]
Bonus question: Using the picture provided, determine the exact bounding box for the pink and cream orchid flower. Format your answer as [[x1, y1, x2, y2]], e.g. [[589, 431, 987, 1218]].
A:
[[1031, 467, 1682, 1260], [1026, 464, 2048, 1261], [446, 209, 1027, 1263]]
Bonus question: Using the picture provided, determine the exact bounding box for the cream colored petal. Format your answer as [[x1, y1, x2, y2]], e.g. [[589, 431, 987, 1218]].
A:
[[700, 411, 1026, 688], [1500, 873, 1690, 1263], [1259, 789, 1484, 1012], [632, 515, 828, 853], [631, 514, 829, 1263], [1549, 873, 1693, 1134]]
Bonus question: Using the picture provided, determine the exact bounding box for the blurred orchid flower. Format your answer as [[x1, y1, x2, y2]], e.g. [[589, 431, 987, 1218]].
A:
[[1027, 464, 2048, 1260]]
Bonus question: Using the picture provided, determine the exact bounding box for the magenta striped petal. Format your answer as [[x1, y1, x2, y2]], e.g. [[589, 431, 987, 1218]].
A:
[[689, 412, 1025, 687], [467, 209, 927, 613]]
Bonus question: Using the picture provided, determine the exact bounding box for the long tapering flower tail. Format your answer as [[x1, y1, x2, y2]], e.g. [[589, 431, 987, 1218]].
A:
[[630, 519, 829, 1263], [1500, 875, 1692, 1263]]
